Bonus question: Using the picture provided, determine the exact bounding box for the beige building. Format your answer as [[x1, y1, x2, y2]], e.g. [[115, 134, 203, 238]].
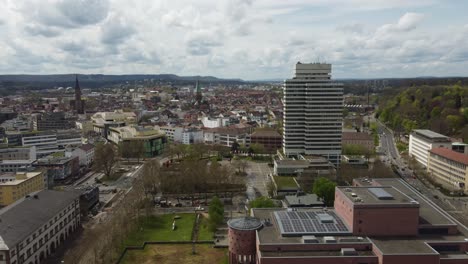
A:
[[342, 132, 374, 152], [427, 147, 468, 193], [0, 171, 46, 206]]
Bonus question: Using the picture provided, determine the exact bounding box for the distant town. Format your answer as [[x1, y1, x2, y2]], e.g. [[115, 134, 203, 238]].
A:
[[0, 62, 468, 264]]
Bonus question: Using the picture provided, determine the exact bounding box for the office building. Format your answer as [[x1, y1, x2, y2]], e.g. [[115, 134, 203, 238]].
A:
[[0, 171, 45, 206], [107, 125, 166, 157], [250, 129, 282, 154], [228, 178, 468, 264], [32, 112, 74, 131], [427, 147, 468, 193], [283, 62, 343, 166], [0, 146, 37, 173], [409, 129, 452, 168], [0, 190, 81, 264]]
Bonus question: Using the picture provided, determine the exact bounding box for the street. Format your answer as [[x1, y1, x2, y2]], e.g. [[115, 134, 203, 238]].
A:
[[245, 161, 272, 201]]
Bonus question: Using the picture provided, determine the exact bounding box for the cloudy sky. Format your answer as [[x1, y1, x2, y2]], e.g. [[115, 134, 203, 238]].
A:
[[1, 0, 468, 79]]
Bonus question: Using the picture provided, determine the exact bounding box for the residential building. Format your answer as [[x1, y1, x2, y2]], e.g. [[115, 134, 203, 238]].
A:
[[342, 132, 374, 152], [283, 62, 344, 166], [201, 116, 230, 128], [71, 144, 95, 167], [0, 190, 81, 264], [228, 178, 468, 264], [0, 171, 45, 206], [107, 125, 166, 158], [409, 129, 452, 168], [428, 147, 468, 193], [250, 129, 282, 154]]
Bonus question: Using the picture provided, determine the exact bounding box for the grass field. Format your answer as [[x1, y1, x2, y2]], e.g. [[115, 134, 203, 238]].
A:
[[125, 214, 196, 246], [121, 244, 228, 264], [198, 215, 214, 241], [273, 176, 298, 189]]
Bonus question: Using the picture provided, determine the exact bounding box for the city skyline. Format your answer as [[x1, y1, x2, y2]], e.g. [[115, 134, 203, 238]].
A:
[[1, 0, 468, 79]]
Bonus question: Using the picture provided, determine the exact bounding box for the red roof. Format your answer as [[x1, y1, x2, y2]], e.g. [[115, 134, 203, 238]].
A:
[[429, 148, 468, 165]]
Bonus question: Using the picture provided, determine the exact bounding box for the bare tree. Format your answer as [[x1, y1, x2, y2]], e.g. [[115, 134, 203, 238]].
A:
[[93, 143, 117, 179]]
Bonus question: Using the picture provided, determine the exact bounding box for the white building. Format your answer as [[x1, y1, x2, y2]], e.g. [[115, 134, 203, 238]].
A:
[[0, 190, 81, 264], [158, 126, 183, 142], [22, 133, 58, 157], [181, 128, 204, 144], [408, 129, 452, 168], [71, 144, 95, 167], [283, 62, 344, 166], [0, 146, 37, 173], [201, 116, 230, 128]]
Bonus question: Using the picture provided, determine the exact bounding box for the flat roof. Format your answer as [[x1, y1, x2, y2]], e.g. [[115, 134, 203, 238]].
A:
[[357, 178, 458, 227], [429, 148, 468, 165], [412, 129, 450, 140], [253, 208, 367, 245], [0, 190, 81, 249], [274, 210, 350, 236], [372, 238, 437, 254], [338, 186, 418, 206]]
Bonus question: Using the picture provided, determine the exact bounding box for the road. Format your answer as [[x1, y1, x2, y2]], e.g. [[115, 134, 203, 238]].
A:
[[245, 161, 272, 201]]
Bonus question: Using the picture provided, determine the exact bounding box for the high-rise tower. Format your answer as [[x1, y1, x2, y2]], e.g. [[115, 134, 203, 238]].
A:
[[74, 75, 84, 114], [282, 62, 344, 166]]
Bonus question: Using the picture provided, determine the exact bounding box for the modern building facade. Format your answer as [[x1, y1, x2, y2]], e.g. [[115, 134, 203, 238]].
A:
[[250, 129, 282, 154], [32, 112, 74, 131], [342, 132, 375, 152], [283, 63, 344, 166], [0, 171, 45, 206], [408, 129, 452, 168], [108, 125, 166, 157], [0, 190, 81, 264], [228, 178, 468, 264], [427, 147, 468, 193]]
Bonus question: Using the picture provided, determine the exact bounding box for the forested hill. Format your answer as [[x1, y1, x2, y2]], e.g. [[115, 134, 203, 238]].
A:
[[376, 84, 468, 142]]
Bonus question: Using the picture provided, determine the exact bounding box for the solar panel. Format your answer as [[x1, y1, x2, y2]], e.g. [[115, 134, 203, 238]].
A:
[[274, 210, 350, 236], [368, 188, 394, 200]]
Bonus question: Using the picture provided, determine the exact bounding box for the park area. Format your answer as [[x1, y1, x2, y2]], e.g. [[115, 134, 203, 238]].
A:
[[119, 213, 227, 264], [120, 244, 228, 264]]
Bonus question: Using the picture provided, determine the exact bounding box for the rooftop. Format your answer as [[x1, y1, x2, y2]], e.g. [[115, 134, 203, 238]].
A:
[[342, 132, 373, 141], [338, 186, 419, 207], [227, 217, 263, 231], [0, 171, 43, 186], [0, 190, 81, 249], [429, 147, 468, 165], [412, 129, 450, 141]]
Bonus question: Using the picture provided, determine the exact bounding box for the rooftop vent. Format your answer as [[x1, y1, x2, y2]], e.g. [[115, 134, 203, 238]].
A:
[[368, 188, 394, 200], [317, 213, 334, 223], [341, 248, 358, 256], [345, 188, 352, 192], [354, 197, 363, 203], [351, 193, 358, 197], [302, 235, 319, 244], [324, 236, 337, 243], [339, 237, 365, 243]]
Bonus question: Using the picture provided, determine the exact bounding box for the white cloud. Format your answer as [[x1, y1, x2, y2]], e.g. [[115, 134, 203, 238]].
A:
[[0, 0, 467, 79]]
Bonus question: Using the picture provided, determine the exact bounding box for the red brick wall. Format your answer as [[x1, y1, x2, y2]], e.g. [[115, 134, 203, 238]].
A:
[[334, 189, 355, 232], [353, 207, 419, 236], [258, 256, 378, 264], [229, 228, 257, 255]]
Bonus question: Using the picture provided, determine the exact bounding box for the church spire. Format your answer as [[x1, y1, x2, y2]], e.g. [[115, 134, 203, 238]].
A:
[[74, 74, 84, 114], [195, 80, 202, 105]]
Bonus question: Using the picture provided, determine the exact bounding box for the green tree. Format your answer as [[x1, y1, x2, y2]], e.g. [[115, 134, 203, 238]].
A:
[[249, 196, 275, 208], [208, 196, 224, 231], [312, 177, 336, 206]]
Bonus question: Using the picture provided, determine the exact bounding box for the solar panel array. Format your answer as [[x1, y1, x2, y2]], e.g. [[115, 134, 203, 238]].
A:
[[274, 210, 350, 236]]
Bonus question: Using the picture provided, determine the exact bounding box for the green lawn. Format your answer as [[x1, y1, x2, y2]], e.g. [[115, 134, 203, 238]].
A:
[[125, 214, 196, 246], [273, 176, 298, 189], [121, 244, 227, 264], [197, 215, 214, 241]]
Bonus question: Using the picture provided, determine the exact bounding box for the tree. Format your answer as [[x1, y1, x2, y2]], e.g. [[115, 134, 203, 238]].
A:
[[208, 196, 224, 231], [93, 143, 117, 179], [249, 196, 275, 208], [141, 160, 161, 202], [312, 177, 336, 206], [231, 140, 240, 153], [249, 143, 266, 155]]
